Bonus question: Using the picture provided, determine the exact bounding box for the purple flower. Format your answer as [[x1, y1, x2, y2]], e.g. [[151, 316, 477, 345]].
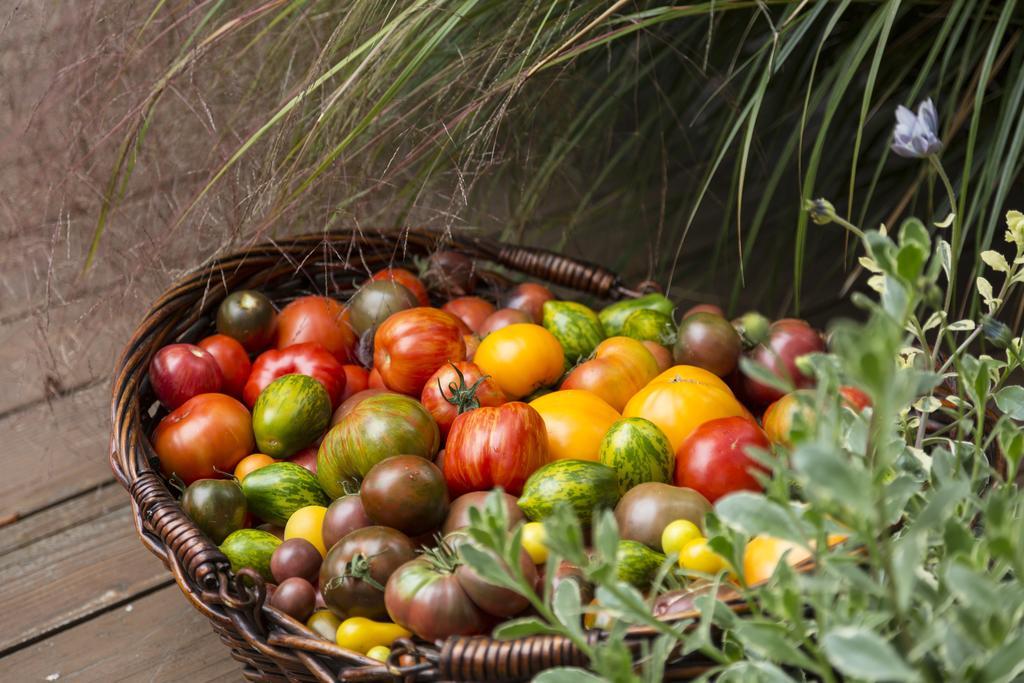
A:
[[892, 98, 943, 158]]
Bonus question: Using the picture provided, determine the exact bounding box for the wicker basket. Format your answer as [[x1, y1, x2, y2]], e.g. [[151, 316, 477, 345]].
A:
[[111, 227, 720, 682]]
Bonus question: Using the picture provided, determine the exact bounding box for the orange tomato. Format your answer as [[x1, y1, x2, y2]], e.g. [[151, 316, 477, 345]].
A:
[[623, 378, 750, 453], [560, 337, 660, 411], [275, 296, 357, 363], [529, 390, 620, 461], [234, 453, 278, 481], [762, 390, 816, 446], [474, 324, 564, 399], [339, 365, 370, 402], [742, 535, 813, 585], [839, 386, 872, 412]]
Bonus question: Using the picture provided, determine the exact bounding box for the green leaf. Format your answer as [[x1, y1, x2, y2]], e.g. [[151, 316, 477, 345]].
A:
[[717, 660, 796, 683], [553, 577, 584, 640], [715, 492, 810, 546], [458, 544, 522, 594], [592, 508, 620, 565], [942, 561, 1001, 616], [739, 356, 795, 396], [994, 386, 1024, 420], [822, 627, 918, 682], [533, 668, 606, 683], [731, 621, 819, 672], [493, 617, 563, 640], [791, 443, 872, 518], [981, 250, 1011, 273]]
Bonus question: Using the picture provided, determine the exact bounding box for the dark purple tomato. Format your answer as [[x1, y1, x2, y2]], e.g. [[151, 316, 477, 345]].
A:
[[216, 290, 277, 352], [455, 544, 536, 618], [322, 495, 374, 551], [149, 344, 223, 409], [442, 491, 525, 535], [360, 455, 449, 536], [319, 526, 416, 620], [424, 250, 478, 298], [271, 538, 323, 584], [502, 283, 554, 324], [348, 281, 420, 336], [673, 312, 742, 378], [683, 303, 724, 318], [181, 478, 247, 545], [270, 577, 317, 622]]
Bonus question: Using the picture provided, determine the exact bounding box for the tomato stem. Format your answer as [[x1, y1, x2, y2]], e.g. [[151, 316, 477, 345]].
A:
[[439, 362, 489, 415]]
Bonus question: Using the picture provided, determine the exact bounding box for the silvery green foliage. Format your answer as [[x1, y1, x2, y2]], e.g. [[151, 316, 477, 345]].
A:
[[463, 210, 1024, 682]]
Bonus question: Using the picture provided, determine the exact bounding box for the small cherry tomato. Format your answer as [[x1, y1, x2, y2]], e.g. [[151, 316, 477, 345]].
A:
[[198, 334, 251, 398], [660, 519, 702, 556], [762, 390, 816, 446], [307, 610, 342, 641], [366, 646, 391, 663], [284, 505, 329, 556], [741, 318, 825, 406], [216, 290, 277, 352], [276, 295, 357, 363], [743, 535, 812, 585], [521, 522, 548, 564], [234, 453, 278, 481], [474, 323, 564, 399], [369, 267, 430, 307], [678, 537, 728, 574]]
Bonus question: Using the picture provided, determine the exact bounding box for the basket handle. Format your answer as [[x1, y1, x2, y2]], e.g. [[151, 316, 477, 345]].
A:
[[439, 633, 599, 681], [465, 237, 653, 300], [129, 470, 229, 591]]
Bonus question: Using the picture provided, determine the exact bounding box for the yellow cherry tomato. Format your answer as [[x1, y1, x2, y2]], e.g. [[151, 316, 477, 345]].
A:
[[284, 505, 328, 556], [234, 453, 278, 481], [742, 535, 813, 585], [623, 378, 750, 453], [521, 522, 549, 564], [366, 646, 391, 663], [306, 610, 342, 641], [335, 617, 412, 654], [678, 537, 728, 574], [661, 519, 703, 556], [529, 390, 621, 461], [474, 323, 565, 399], [649, 365, 734, 393]]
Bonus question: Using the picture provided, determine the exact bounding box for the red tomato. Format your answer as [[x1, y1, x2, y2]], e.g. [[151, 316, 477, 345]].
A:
[[340, 365, 370, 401], [288, 447, 318, 475], [839, 386, 871, 412], [198, 334, 251, 399], [420, 362, 507, 437], [675, 416, 770, 502], [444, 402, 548, 497], [442, 297, 496, 334], [369, 267, 430, 307], [276, 296, 357, 363], [153, 393, 254, 483], [373, 308, 466, 395], [368, 368, 386, 389], [243, 342, 346, 409], [503, 283, 554, 324], [741, 319, 826, 406], [149, 343, 223, 409], [479, 308, 532, 336]]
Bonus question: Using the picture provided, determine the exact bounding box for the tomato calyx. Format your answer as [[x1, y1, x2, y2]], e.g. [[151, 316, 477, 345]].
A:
[[439, 362, 490, 415], [327, 552, 387, 592], [419, 535, 462, 575]]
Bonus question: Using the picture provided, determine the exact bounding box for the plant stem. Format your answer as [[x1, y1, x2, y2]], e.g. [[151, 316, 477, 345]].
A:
[[929, 154, 959, 311]]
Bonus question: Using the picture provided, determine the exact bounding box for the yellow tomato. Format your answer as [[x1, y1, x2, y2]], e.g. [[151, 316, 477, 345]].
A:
[[529, 390, 620, 461], [678, 537, 728, 574], [474, 323, 565, 399], [623, 379, 750, 452], [366, 646, 391, 663], [762, 390, 816, 446], [284, 505, 328, 556], [335, 617, 411, 654], [521, 522, 548, 564], [742, 535, 813, 585], [234, 453, 278, 481], [307, 610, 342, 641], [649, 365, 733, 393], [583, 599, 615, 630], [661, 519, 703, 556]]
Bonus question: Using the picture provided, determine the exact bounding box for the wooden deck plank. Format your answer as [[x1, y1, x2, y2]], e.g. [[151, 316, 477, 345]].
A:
[[0, 382, 116, 521], [0, 504, 171, 654], [0, 481, 125, 556], [0, 584, 243, 682]]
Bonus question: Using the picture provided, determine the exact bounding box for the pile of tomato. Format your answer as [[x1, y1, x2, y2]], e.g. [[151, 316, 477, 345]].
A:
[[148, 253, 867, 660]]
